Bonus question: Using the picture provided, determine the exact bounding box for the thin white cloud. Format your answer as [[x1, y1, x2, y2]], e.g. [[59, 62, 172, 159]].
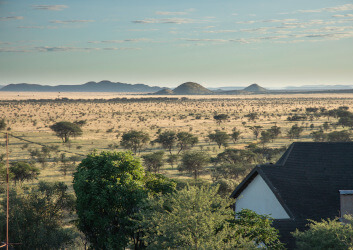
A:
[[0, 46, 141, 53], [333, 14, 353, 18], [50, 20, 95, 24], [298, 4, 353, 13], [88, 38, 151, 44], [156, 11, 188, 16], [236, 20, 257, 24], [32, 5, 68, 11], [183, 38, 229, 42], [132, 18, 197, 24], [17, 26, 58, 29], [0, 16, 23, 21], [203, 29, 238, 34]]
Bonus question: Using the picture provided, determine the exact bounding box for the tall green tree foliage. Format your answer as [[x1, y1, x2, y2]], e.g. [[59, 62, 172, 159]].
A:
[[73, 151, 176, 249], [0, 182, 76, 249], [293, 216, 353, 249], [137, 185, 283, 249]]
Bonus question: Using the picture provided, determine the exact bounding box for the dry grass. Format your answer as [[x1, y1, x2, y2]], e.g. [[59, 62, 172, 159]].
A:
[[1, 92, 353, 187]]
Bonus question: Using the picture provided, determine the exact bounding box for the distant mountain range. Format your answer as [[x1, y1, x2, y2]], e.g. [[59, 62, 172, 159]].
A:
[[1, 80, 353, 95], [0, 80, 162, 93]]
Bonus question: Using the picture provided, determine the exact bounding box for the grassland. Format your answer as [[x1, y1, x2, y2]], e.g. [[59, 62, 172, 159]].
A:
[[1, 92, 353, 190]]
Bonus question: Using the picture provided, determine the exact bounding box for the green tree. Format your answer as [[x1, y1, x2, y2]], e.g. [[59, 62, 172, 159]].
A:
[[120, 130, 150, 154], [142, 151, 165, 173], [215, 148, 257, 165], [287, 124, 304, 140], [268, 125, 281, 141], [338, 116, 353, 128], [208, 130, 230, 149], [0, 182, 76, 249], [176, 132, 198, 154], [213, 114, 229, 125], [178, 151, 209, 179], [234, 209, 284, 249], [0, 118, 6, 130], [323, 121, 330, 131], [311, 130, 327, 142], [73, 151, 176, 249], [327, 130, 351, 142], [166, 154, 179, 169], [155, 131, 177, 154], [50, 121, 83, 143], [260, 130, 272, 147], [230, 127, 242, 144], [250, 125, 263, 140], [293, 216, 353, 250], [10, 161, 40, 185], [245, 112, 258, 122], [137, 185, 283, 249]]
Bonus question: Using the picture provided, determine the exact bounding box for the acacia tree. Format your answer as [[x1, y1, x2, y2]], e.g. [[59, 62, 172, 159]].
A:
[[327, 130, 351, 142], [50, 121, 82, 143], [10, 161, 40, 185], [176, 132, 198, 154], [142, 151, 165, 173], [166, 154, 179, 169], [213, 114, 229, 125], [287, 124, 304, 140], [120, 130, 150, 154], [178, 151, 209, 179], [208, 130, 230, 149], [231, 128, 241, 144], [249, 126, 263, 140], [155, 131, 177, 154]]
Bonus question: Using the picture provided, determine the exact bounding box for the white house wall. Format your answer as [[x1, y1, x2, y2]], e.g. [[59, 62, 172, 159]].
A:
[[235, 174, 290, 219]]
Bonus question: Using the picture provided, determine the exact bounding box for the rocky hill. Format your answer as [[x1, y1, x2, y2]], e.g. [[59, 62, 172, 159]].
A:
[[243, 83, 267, 92], [172, 82, 214, 95], [154, 88, 175, 95]]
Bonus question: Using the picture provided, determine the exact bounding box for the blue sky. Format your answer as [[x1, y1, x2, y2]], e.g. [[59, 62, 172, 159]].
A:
[[1, 0, 353, 88]]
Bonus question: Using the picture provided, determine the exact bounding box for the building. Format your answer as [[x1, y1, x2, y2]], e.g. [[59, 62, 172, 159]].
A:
[[231, 142, 353, 248]]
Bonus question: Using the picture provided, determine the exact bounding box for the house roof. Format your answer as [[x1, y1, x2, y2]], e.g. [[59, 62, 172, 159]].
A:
[[231, 142, 353, 220], [231, 142, 353, 248]]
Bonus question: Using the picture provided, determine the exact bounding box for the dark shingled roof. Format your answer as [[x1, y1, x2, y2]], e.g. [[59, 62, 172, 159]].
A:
[[231, 142, 353, 249]]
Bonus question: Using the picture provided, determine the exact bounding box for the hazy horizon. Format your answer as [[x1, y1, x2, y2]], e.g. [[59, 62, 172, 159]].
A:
[[1, 0, 353, 88]]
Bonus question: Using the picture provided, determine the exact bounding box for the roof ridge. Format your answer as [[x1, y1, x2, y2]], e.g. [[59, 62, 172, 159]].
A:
[[276, 143, 295, 165]]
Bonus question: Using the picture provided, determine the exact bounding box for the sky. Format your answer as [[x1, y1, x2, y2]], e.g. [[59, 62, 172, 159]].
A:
[[0, 0, 353, 88]]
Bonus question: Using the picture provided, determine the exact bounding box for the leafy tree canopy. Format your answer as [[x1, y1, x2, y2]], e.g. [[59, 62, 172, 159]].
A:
[[73, 151, 176, 249], [208, 130, 230, 149], [136, 185, 283, 249], [10, 161, 40, 185], [120, 130, 150, 154], [178, 151, 210, 179], [0, 182, 76, 249], [293, 216, 353, 250], [176, 132, 198, 154], [50, 121, 82, 143]]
